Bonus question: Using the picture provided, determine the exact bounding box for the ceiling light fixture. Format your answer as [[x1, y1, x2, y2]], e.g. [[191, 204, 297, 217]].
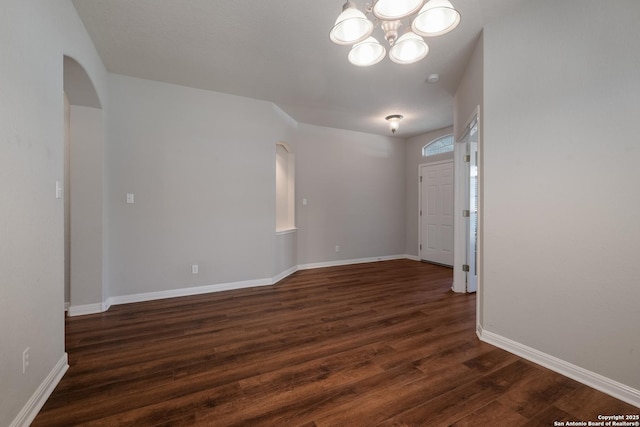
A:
[[330, 0, 460, 67], [386, 114, 403, 134]]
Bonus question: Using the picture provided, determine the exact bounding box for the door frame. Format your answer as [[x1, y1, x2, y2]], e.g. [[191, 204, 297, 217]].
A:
[[453, 107, 482, 304], [418, 159, 454, 265]]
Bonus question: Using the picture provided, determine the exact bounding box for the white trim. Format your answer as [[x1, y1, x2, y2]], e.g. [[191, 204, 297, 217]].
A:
[[10, 353, 69, 427], [297, 254, 410, 271], [473, 105, 483, 337], [107, 260, 335, 308], [272, 265, 299, 284], [452, 138, 466, 293], [67, 302, 106, 317], [453, 106, 481, 295], [106, 278, 274, 307], [455, 107, 480, 142], [275, 228, 298, 236], [477, 326, 640, 409], [74, 255, 420, 313]]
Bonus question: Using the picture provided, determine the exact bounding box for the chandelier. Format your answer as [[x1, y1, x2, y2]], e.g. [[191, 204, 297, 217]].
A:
[[329, 0, 461, 66]]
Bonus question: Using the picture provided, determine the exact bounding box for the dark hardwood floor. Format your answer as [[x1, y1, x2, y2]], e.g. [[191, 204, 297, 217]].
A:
[[33, 260, 638, 426]]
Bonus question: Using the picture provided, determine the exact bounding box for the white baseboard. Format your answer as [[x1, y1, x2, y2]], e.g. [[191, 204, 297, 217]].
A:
[[10, 353, 69, 427], [272, 265, 299, 284], [107, 265, 305, 307], [106, 277, 274, 307], [477, 325, 640, 409], [297, 254, 411, 271], [67, 302, 106, 317], [74, 256, 419, 314]]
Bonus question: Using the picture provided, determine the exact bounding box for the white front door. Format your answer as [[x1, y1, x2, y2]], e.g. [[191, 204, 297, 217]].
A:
[[420, 161, 454, 266]]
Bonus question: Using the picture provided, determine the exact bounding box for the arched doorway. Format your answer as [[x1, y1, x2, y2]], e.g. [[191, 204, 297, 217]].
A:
[[63, 56, 106, 316]]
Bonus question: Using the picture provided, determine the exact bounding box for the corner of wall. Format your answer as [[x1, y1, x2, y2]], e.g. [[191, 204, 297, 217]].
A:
[[477, 326, 640, 409], [9, 354, 68, 427]]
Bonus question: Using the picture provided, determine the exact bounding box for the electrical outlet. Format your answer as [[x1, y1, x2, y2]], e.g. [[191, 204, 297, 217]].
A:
[[22, 347, 30, 374], [335, 245, 340, 252], [191, 264, 199, 274]]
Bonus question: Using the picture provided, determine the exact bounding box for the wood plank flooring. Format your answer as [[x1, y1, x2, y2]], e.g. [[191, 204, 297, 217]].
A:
[[33, 260, 638, 426]]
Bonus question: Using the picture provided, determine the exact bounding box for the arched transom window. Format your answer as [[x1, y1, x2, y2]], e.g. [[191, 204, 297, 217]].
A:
[[422, 134, 454, 157]]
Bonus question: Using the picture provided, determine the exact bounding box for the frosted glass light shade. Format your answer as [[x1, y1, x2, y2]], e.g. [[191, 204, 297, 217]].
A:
[[330, 1, 374, 45], [373, 0, 424, 20], [412, 0, 461, 37], [389, 32, 429, 64], [386, 114, 403, 133], [348, 37, 386, 66]]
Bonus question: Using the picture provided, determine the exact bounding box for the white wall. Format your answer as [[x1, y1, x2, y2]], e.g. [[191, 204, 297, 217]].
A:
[[64, 94, 71, 305], [0, 1, 107, 425], [274, 230, 297, 280], [453, 33, 483, 140], [69, 105, 104, 309], [106, 74, 407, 296], [106, 74, 296, 297], [296, 124, 406, 265], [482, 0, 640, 393], [405, 127, 454, 257]]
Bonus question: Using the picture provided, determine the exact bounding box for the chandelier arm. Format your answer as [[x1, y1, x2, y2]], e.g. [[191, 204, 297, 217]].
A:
[[364, 1, 374, 14], [363, 2, 379, 26]]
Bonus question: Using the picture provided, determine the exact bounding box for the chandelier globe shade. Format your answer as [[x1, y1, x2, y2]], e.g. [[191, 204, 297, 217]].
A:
[[329, 0, 460, 65], [329, 1, 374, 45], [412, 0, 461, 37], [389, 31, 429, 64], [373, 0, 425, 20], [348, 37, 386, 66]]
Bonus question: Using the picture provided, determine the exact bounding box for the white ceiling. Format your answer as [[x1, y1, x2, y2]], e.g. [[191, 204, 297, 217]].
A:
[[71, 0, 522, 137]]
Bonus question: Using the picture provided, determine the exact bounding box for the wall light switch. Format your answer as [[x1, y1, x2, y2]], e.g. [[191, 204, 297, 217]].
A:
[[126, 193, 134, 204], [191, 264, 199, 274], [302, 198, 308, 206], [55, 181, 63, 199]]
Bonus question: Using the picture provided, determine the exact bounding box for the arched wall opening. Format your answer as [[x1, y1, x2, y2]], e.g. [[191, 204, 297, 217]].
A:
[[63, 55, 106, 316], [276, 141, 295, 232], [274, 141, 297, 282]]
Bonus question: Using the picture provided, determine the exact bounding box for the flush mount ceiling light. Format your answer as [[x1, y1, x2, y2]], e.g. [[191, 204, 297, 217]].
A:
[[329, 0, 460, 66], [386, 114, 403, 134]]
